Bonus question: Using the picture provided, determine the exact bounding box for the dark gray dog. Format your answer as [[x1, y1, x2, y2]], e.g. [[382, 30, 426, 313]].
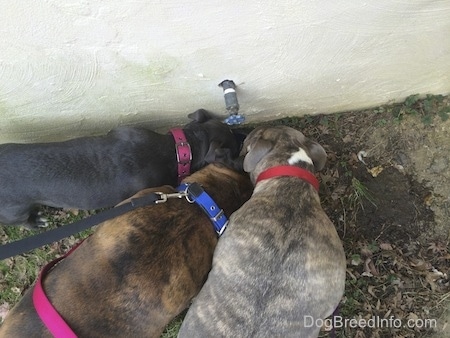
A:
[[178, 125, 346, 338], [0, 109, 239, 228]]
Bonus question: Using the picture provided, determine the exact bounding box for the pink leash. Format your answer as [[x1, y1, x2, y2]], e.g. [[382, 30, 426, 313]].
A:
[[33, 243, 83, 338], [170, 128, 192, 183], [32, 129, 191, 337]]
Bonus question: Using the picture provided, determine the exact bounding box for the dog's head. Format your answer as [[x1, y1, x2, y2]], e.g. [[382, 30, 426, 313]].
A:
[[241, 125, 327, 182], [184, 109, 242, 170]]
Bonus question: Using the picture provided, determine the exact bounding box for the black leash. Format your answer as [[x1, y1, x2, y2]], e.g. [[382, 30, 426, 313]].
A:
[[0, 193, 161, 261]]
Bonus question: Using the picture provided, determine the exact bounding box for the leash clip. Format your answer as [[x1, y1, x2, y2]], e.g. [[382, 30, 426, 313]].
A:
[[154, 191, 187, 204], [178, 182, 201, 204]]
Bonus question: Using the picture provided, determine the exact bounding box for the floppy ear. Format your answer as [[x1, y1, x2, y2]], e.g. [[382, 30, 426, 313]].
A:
[[243, 139, 273, 173], [204, 140, 223, 163], [187, 109, 211, 123], [205, 147, 244, 171], [304, 140, 327, 171]]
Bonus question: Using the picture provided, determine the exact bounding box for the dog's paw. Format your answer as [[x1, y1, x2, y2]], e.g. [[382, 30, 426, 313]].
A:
[[29, 212, 49, 228], [35, 216, 49, 228]]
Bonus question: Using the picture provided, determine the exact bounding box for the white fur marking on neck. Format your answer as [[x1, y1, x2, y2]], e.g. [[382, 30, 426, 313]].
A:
[[288, 148, 313, 165]]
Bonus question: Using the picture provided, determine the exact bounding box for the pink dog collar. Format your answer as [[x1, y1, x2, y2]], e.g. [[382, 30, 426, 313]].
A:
[[255, 165, 320, 191], [170, 128, 192, 183]]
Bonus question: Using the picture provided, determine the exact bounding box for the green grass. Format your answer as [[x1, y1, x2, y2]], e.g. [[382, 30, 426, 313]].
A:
[[350, 177, 377, 211], [161, 313, 185, 338], [0, 209, 94, 321], [392, 93, 449, 124]]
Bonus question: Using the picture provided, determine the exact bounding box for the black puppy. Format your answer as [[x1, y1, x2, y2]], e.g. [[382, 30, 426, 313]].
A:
[[0, 109, 239, 228]]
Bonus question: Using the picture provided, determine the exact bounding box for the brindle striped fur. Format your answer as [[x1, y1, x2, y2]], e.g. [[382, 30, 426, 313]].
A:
[[178, 126, 346, 338], [0, 163, 252, 338]]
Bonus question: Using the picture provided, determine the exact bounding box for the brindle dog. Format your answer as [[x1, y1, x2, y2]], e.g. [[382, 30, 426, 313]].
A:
[[0, 163, 253, 337], [178, 126, 346, 338]]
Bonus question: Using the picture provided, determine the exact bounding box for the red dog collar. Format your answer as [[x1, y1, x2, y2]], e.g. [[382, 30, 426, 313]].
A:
[[255, 165, 320, 191], [170, 129, 192, 183]]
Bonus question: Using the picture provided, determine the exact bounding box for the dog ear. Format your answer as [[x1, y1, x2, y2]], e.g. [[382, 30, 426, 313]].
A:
[[205, 147, 244, 171], [304, 140, 327, 171], [187, 109, 211, 123], [243, 139, 273, 173], [204, 140, 224, 163]]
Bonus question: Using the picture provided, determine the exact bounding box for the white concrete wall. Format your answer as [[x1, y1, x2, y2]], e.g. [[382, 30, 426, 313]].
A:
[[0, 0, 449, 143]]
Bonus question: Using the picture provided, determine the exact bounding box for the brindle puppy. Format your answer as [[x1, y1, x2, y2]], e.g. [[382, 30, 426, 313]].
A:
[[178, 126, 346, 338], [0, 163, 253, 338]]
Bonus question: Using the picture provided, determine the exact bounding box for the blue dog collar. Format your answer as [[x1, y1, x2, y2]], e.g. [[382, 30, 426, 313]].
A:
[[177, 183, 228, 236]]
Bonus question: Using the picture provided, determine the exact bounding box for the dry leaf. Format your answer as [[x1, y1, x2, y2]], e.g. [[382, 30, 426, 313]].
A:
[[368, 165, 384, 177], [362, 271, 373, 277], [380, 243, 393, 251], [342, 134, 352, 143], [364, 258, 379, 276], [425, 272, 438, 292], [407, 312, 419, 321], [354, 330, 366, 338], [428, 242, 448, 254], [331, 185, 347, 200], [346, 269, 358, 281], [367, 285, 378, 298], [409, 258, 429, 271], [351, 256, 362, 266], [384, 309, 392, 319], [65, 208, 79, 216], [423, 193, 433, 206]]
